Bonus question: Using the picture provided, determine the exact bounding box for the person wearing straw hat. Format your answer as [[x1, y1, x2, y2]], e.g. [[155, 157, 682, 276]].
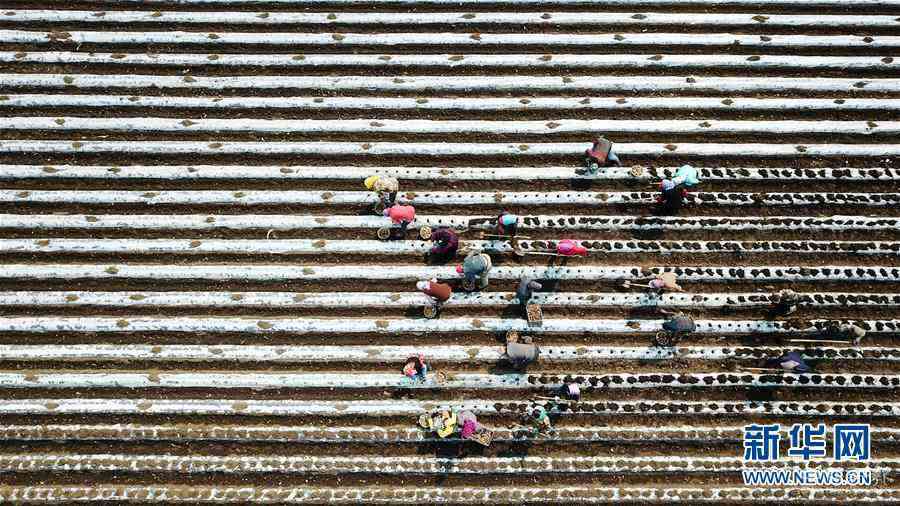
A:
[[364, 174, 399, 209]]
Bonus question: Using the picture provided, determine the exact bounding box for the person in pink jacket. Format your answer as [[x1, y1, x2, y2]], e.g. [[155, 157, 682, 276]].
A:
[[383, 204, 415, 239], [556, 239, 589, 256]]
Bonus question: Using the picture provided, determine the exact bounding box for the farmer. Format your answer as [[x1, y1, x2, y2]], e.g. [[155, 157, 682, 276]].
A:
[[516, 277, 543, 315], [657, 178, 688, 214], [556, 239, 589, 257], [825, 322, 867, 345], [558, 381, 581, 401], [417, 278, 452, 305], [403, 354, 429, 381], [458, 410, 482, 441], [427, 409, 458, 438], [528, 405, 553, 434], [496, 211, 519, 237], [428, 227, 459, 263], [504, 334, 540, 370], [622, 271, 683, 293], [662, 312, 696, 336], [383, 203, 415, 239], [459, 250, 492, 290], [584, 136, 622, 174], [654, 310, 696, 346], [769, 351, 812, 374], [364, 174, 399, 209], [773, 289, 801, 316], [672, 164, 701, 188]]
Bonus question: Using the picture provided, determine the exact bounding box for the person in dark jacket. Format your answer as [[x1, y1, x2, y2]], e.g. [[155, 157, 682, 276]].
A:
[[428, 227, 459, 264], [516, 277, 543, 316], [768, 351, 812, 374], [558, 381, 581, 401], [773, 289, 801, 316], [657, 179, 688, 214], [654, 311, 696, 346]]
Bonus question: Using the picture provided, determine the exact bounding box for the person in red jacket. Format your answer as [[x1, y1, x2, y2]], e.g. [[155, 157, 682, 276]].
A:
[[418, 278, 452, 303], [383, 203, 415, 239], [417, 278, 452, 318]]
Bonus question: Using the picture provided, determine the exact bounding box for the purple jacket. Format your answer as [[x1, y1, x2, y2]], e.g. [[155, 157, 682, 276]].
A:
[[430, 228, 459, 254]]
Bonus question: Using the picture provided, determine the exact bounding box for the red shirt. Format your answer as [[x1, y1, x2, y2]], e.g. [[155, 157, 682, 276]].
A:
[[386, 205, 415, 224]]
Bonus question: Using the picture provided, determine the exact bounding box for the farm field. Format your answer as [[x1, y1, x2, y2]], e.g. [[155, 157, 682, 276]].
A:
[[0, 0, 898, 502]]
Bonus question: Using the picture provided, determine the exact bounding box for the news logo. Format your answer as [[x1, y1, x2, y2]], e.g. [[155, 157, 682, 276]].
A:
[[741, 423, 872, 486]]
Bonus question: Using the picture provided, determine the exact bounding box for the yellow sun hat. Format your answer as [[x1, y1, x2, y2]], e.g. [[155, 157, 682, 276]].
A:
[[364, 175, 380, 190]]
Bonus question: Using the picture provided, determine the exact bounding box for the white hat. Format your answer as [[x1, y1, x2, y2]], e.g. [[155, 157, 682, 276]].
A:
[[416, 281, 429, 291]]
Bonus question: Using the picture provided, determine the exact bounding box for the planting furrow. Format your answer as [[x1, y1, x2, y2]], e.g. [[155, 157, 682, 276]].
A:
[[69, 0, 900, 5], [0, 424, 785, 443], [5, 238, 898, 256], [0, 141, 895, 158], [0, 485, 897, 504], [5, 117, 900, 136], [0, 316, 894, 335], [4, 74, 899, 94], [3, 164, 897, 182], [0, 453, 891, 475], [2, 397, 897, 417], [7, 10, 899, 28], [0, 344, 896, 363], [5, 30, 899, 48], [5, 190, 898, 207], [0, 371, 895, 390], [2, 96, 898, 115], [4, 264, 897, 283], [4, 291, 897, 309], [5, 52, 896, 71], [4, 214, 899, 233], [5, 214, 898, 233], [1, 423, 897, 444]]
